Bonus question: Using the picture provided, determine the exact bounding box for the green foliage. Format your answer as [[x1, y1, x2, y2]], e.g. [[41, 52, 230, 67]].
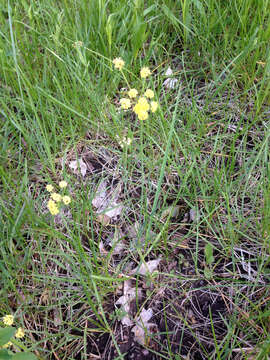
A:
[[0, 351, 37, 360], [11, 354, 37, 360], [0, 0, 270, 358], [0, 328, 16, 347], [204, 243, 214, 266], [0, 328, 36, 360], [0, 349, 12, 360]]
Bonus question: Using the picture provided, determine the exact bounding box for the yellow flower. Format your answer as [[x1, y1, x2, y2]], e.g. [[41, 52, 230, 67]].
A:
[[2, 314, 14, 326], [116, 135, 132, 148], [113, 57, 125, 70], [15, 327, 25, 339], [62, 195, 71, 205], [150, 101, 158, 113], [46, 184, 54, 192], [144, 89, 154, 99], [137, 111, 149, 121], [51, 193, 62, 202], [133, 97, 150, 114], [59, 180, 68, 188], [47, 199, 59, 215], [72, 41, 83, 48], [120, 98, 131, 110], [140, 67, 151, 78], [2, 341, 13, 349], [128, 88, 138, 98]]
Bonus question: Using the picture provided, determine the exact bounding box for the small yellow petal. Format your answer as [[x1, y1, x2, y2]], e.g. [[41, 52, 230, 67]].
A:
[[51, 193, 62, 202], [144, 89, 154, 99], [128, 88, 138, 98], [59, 180, 68, 188], [62, 195, 71, 205], [113, 57, 125, 70], [137, 111, 149, 120], [2, 315, 14, 326], [150, 101, 158, 113], [15, 327, 25, 339], [140, 67, 151, 78], [120, 98, 131, 110], [47, 200, 60, 215], [2, 341, 13, 348], [133, 97, 150, 114], [46, 184, 54, 192]]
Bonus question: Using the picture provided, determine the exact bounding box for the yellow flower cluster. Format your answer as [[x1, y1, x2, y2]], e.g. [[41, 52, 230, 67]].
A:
[[113, 57, 125, 70], [113, 59, 159, 121], [3, 314, 14, 326], [47, 199, 59, 215], [51, 193, 62, 202], [120, 98, 131, 110], [62, 195, 71, 205], [46, 184, 54, 192], [140, 67, 151, 78], [144, 89, 154, 99], [46, 180, 71, 215], [1, 315, 25, 349], [120, 88, 158, 121], [2, 341, 13, 349], [116, 135, 132, 148], [59, 180, 68, 188], [128, 88, 138, 98], [72, 41, 83, 48], [15, 327, 25, 339], [133, 97, 150, 120]]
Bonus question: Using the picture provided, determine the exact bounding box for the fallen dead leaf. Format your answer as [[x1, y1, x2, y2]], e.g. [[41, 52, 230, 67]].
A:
[[92, 180, 123, 220], [161, 205, 180, 221], [106, 229, 125, 254], [130, 258, 161, 276], [103, 201, 123, 218], [163, 66, 178, 89], [96, 214, 111, 226], [69, 158, 87, 177], [115, 280, 142, 327], [98, 240, 107, 255], [92, 180, 107, 209], [131, 307, 157, 345], [189, 208, 200, 223]]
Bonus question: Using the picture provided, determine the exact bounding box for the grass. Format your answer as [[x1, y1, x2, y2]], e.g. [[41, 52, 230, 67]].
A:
[[1, 0, 270, 359]]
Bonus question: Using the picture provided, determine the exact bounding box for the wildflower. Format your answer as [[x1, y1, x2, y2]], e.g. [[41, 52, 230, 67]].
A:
[[140, 67, 151, 79], [128, 88, 138, 98], [113, 57, 125, 70], [116, 135, 132, 148], [133, 97, 150, 114], [46, 184, 54, 192], [150, 101, 158, 113], [2, 314, 14, 326], [120, 98, 131, 110], [72, 41, 83, 48], [15, 327, 25, 339], [137, 111, 149, 121], [59, 180, 68, 188], [2, 341, 12, 349], [51, 193, 62, 202], [62, 195, 71, 205], [47, 199, 59, 215], [144, 89, 154, 99]]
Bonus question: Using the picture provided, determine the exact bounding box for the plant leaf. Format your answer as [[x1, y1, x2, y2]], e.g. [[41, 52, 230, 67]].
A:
[[205, 243, 214, 265], [131, 258, 161, 276], [13, 353, 37, 360], [131, 308, 157, 345], [69, 158, 87, 177], [0, 327, 16, 347], [0, 349, 13, 360]]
